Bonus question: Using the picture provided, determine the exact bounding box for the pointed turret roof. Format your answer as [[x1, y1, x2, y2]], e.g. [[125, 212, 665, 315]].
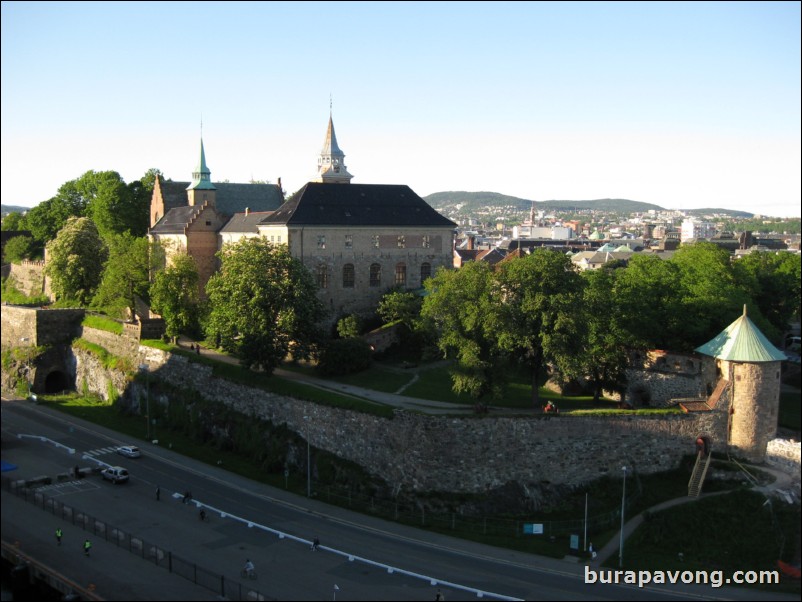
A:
[[315, 112, 353, 183], [695, 305, 786, 362], [321, 114, 342, 156], [187, 138, 216, 191]]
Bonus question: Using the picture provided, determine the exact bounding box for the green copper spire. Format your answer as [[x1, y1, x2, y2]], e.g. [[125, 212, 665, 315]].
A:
[[187, 138, 216, 191], [695, 305, 786, 362]]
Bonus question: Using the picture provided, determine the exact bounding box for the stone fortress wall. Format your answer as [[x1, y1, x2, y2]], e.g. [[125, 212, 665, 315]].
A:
[[0, 305, 785, 494]]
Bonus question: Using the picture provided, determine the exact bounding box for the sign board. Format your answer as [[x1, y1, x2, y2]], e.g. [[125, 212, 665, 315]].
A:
[[523, 523, 544, 535], [570, 534, 580, 550]]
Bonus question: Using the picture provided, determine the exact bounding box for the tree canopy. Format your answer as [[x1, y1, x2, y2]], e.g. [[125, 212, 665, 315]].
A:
[[150, 253, 202, 340], [92, 234, 158, 319], [205, 239, 326, 373], [44, 217, 107, 305]]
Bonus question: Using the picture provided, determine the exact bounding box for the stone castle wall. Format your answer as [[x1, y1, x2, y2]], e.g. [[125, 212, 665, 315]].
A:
[[1, 306, 84, 349], [111, 347, 726, 492], [5, 261, 48, 298]]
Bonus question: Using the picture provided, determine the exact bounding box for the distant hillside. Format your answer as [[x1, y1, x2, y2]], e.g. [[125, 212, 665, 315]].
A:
[[1, 204, 31, 216], [684, 208, 754, 219], [424, 192, 664, 215]]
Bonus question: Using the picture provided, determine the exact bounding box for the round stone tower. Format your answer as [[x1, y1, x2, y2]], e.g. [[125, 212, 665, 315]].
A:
[[695, 306, 785, 463]]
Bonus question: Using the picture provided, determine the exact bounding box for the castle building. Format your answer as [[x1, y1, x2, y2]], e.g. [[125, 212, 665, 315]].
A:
[[148, 139, 283, 294], [150, 115, 456, 321]]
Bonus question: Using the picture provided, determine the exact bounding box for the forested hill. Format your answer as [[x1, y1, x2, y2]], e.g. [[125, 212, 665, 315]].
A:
[[423, 191, 664, 214]]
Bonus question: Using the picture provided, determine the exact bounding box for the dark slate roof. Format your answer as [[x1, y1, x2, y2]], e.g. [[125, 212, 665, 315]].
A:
[[159, 180, 283, 217], [220, 211, 275, 233], [149, 206, 203, 235], [259, 183, 457, 227]]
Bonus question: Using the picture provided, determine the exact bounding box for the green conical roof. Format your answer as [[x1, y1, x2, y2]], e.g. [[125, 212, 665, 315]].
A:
[[187, 138, 216, 191], [695, 305, 786, 362]]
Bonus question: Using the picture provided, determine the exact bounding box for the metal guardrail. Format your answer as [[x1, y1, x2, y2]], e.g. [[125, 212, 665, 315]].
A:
[[2, 477, 272, 601]]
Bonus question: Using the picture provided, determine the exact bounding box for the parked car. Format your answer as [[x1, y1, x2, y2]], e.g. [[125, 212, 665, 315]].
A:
[[101, 466, 129, 483], [117, 445, 141, 458]]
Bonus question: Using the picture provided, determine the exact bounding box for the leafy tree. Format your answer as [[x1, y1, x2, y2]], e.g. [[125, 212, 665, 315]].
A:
[[671, 243, 752, 346], [577, 267, 630, 402], [150, 253, 201, 340], [337, 314, 362, 339], [317, 338, 373, 376], [205, 239, 326, 373], [24, 195, 82, 244], [1, 211, 27, 231], [420, 262, 507, 401], [92, 234, 155, 319], [491, 249, 584, 407], [2, 234, 38, 263], [44, 217, 108, 305], [75, 170, 144, 239], [377, 290, 422, 327], [732, 251, 801, 339], [613, 254, 685, 350]]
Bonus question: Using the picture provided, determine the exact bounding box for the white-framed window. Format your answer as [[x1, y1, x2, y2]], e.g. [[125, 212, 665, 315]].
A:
[[317, 235, 326, 249], [372, 235, 380, 249], [345, 234, 353, 249], [397, 235, 405, 249], [422, 235, 431, 248]]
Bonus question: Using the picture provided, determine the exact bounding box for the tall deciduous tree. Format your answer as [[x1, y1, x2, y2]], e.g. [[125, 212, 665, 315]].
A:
[[491, 249, 584, 407], [670, 242, 752, 346], [420, 262, 508, 401], [205, 239, 326, 373], [732, 251, 801, 341], [613, 254, 684, 350], [44, 217, 107, 305], [150, 253, 201, 340], [92, 234, 157, 319], [577, 266, 630, 402]]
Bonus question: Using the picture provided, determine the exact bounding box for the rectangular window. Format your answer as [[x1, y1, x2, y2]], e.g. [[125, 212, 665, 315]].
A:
[[372, 235, 380, 249], [422, 235, 431, 249], [317, 235, 326, 249], [345, 234, 353, 249], [397, 235, 405, 249]]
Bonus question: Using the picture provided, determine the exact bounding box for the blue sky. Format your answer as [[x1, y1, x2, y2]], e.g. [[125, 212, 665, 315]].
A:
[[2, 1, 800, 217]]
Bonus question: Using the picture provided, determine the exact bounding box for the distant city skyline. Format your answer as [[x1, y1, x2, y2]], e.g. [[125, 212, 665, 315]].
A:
[[2, 1, 799, 217]]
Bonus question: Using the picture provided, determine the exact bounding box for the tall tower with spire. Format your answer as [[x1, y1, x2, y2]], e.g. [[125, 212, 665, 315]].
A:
[[314, 112, 353, 184], [186, 138, 217, 206]]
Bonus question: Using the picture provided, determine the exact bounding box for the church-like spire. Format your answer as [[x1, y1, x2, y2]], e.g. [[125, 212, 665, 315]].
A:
[[187, 138, 216, 191], [315, 111, 353, 184]]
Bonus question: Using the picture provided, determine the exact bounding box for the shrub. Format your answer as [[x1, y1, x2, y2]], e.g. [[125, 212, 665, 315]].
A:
[[317, 338, 373, 376]]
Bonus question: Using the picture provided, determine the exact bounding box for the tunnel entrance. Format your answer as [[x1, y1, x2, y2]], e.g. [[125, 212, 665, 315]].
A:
[[44, 371, 72, 394]]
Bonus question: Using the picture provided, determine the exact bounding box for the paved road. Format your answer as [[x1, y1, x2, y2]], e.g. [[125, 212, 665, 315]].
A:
[[3, 397, 799, 601]]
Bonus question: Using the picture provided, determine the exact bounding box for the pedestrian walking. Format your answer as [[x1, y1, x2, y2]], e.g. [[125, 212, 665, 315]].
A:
[[435, 588, 445, 601], [55, 528, 62, 546], [83, 539, 91, 556], [311, 536, 320, 551], [156, 486, 160, 501], [589, 542, 596, 559]]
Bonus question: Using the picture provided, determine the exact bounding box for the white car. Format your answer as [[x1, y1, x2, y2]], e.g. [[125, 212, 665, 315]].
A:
[[101, 466, 129, 483], [117, 445, 141, 458]]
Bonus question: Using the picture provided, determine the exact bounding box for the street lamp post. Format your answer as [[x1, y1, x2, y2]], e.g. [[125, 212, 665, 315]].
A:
[[139, 364, 151, 441], [619, 466, 627, 567], [303, 415, 311, 498]]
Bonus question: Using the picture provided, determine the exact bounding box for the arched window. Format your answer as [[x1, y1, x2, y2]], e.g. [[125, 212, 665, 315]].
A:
[[420, 262, 432, 283], [395, 262, 407, 287], [317, 265, 328, 289], [370, 263, 381, 287], [343, 263, 355, 288]]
